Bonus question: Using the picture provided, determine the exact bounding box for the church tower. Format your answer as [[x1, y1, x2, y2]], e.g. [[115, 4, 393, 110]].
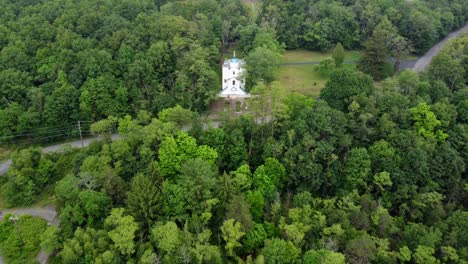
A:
[[219, 51, 250, 98]]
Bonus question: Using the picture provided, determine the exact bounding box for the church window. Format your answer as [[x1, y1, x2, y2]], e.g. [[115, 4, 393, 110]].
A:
[[233, 80, 235, 85], [224, 79, 226, 83], [233, 71, 235, 75]]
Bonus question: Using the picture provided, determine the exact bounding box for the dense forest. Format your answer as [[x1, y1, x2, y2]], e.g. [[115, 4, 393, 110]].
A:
[[0, 0, 467, 263], [0, 0, 467, 143]]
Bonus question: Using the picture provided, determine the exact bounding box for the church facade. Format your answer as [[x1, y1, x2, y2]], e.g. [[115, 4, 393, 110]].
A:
[[219, 52, 250, 99]]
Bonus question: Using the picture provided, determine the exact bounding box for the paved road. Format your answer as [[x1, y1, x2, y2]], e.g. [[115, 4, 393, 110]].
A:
[[280, 23, 468, 72], [0, 206, 59, 226], [0, 134, 119, 264], [413, 23, 468, 72], [0, 206, 58, 264], [0, 134, 120, 176]]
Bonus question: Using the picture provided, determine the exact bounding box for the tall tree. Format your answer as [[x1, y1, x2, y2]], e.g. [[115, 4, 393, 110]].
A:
[[332, 43, 345, 67]]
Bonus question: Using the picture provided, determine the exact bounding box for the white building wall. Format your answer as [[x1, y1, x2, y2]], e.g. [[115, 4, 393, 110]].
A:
[[222, 62, 245, 90], [220, 56, 248, 98]]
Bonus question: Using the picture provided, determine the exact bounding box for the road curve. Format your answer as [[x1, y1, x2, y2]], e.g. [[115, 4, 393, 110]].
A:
[[279, 23, 468, 72], [0, 134, 119, 264], [0, 206, 59, 226], [0, 134, 120, 177], [0, 206, 58, 264], [413, 23, 468, 72]]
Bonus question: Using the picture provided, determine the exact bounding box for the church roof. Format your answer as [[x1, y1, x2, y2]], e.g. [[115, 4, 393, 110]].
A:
[[223, 51, 245, 67]]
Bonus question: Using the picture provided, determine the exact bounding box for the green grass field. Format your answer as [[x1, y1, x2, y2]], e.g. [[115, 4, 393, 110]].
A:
[[279, 49, 359, 97], [281, 49, 362, 64]]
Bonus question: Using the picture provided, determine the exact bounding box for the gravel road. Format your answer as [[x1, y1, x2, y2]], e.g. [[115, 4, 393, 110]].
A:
[[413, 23, 468, 72]]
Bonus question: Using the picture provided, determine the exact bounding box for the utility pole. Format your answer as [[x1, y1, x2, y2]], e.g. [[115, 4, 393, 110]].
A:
[[78, 121, 84, 148], [9, 216, 24, 246]]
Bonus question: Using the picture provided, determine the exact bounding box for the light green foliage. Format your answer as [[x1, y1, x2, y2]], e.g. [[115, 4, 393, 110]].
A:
[[344, 147, 371, 192], [252, 158, 286, 199], [315, 57, 335, 77], [78, 190, 112, 227], [80, 75, 128, 120], [40, 226, 62, 253], [0, 215, 47, 264], [246, 47, 282, 86], [0, 2, 465, 262], [428, 36, 467, 90], [410, 102, 448, 141], [246, 190, 265, 222], [104, 208, 138, 256], [160, 180, 188, 222], [399, 246, 412, 262], [280, 205, 325, 247], [152, 222, 182, 263], [4, 148, 55, 206], [158, 131, 217, 177], [373, 171, 392, 191], [413, 246, 440, 264], [59, 227, 112, 263], [262, 238, 300, 264], [90, 116, 118, 136], [332, 43, 345, 67], [398, 70, 419, 95], [303, 249, 346, 264], [252, 29, 284, 54], [159, 105, 195, 129], [221, 219, 245, 257], [243, 224, 268, 253]]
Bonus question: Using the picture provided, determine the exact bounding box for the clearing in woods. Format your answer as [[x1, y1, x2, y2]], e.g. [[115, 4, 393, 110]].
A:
[[279, 49, 361, 97]]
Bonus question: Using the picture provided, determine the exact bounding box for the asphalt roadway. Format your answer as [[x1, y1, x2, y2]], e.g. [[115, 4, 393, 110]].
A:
[[0, 22, 466, 264]]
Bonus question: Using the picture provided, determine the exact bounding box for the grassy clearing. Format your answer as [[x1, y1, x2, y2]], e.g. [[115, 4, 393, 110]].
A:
[[279, 49, 359, 97], [281, 49, 362, 64], [279, 64, 325, 97]]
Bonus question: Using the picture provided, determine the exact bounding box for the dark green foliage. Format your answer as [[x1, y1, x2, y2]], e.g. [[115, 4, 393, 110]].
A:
[[0, 1, 466, 263], [357, 28, 390, 80], [320, 68, 374, 112], [4, 148, 56, 206], [126, 174, 161, 231]]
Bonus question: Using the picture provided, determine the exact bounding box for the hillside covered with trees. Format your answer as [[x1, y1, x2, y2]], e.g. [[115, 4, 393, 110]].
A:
[[0, 0, 467, 263], [0, 0, 467, 143]]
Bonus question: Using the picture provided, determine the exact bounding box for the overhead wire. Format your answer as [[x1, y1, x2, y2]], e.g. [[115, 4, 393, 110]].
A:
[[0, 121, 94, 145]]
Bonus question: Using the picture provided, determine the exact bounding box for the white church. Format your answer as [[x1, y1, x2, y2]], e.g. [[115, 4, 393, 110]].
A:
[[219, 52, 250, 99]]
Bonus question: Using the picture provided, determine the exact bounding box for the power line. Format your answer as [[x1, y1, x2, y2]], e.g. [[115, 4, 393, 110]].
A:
[[0, 121, 94, 145]]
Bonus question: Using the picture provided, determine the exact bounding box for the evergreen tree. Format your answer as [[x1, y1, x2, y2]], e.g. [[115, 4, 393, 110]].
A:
[[358, 29, 389, 80], [332, 43, 345, 67]]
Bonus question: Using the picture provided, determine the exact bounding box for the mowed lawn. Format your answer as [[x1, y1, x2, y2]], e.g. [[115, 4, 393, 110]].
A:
[[279, 49, 360, 97]]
